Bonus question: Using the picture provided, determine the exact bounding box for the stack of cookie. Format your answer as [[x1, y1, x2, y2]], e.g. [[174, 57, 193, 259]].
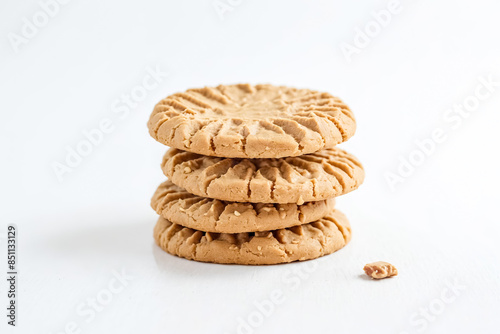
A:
[[147, 84, 364, 265]]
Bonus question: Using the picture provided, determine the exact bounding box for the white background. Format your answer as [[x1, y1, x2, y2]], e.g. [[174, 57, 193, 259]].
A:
[[1, 0, 500, 333]]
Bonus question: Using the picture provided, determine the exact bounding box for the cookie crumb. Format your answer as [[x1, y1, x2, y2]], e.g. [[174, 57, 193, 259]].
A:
[[183, 167, 192, 173], [234, 210, 241, 216], [297, 196, 304, 205], [363, 261, 398, 279], [257, 246, 262, 251]]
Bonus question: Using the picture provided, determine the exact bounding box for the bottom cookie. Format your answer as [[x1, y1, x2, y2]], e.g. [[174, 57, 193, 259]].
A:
[[153, 209, 351, 265]]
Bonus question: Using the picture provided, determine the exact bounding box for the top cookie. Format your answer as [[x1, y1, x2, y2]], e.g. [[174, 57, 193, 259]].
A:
[[148, 84, 356, 158]]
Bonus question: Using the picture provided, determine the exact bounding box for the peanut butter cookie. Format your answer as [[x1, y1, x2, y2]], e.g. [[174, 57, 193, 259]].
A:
[[151, 180, 336, 233], [153, 209, 351, 265], [148, 84, 356, 158], [161, 147, 364, 203]]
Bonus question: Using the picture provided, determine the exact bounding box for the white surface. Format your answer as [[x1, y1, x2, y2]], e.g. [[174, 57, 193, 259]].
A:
[[1, 0, 500, 333]]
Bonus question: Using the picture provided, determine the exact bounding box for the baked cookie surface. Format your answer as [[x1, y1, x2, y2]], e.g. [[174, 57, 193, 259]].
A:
[[148, 84, 356, 158], [161, 147, 365, 203], [151, 180, 335, 233], [153, 209, 351, 265]]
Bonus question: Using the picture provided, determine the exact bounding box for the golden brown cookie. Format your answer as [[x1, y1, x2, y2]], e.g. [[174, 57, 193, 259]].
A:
[[161, 147, 364, 204], [151, 180, 336, 233], [148, 84, 356, 158], [153, 209, 351, 265]]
